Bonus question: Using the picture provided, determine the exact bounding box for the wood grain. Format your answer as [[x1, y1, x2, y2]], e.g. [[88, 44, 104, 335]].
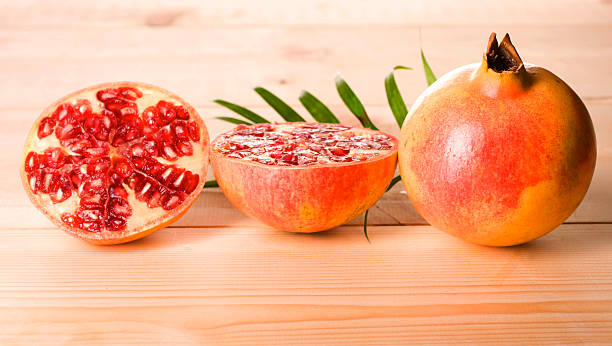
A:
[[1, 224, 612, 344], [1, 0, 611, 344]]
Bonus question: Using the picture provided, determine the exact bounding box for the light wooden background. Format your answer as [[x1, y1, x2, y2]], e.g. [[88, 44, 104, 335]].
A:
[[1, 1, 611, 344]]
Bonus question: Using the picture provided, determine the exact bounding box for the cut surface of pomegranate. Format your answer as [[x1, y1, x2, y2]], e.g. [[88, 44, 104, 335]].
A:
[[211, 122, 398, 233], [212, 123, 395, 166], [21, 82, 209, 244]]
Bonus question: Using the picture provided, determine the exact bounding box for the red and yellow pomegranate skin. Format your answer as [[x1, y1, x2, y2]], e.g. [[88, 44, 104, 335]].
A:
[[399, 35, 596, 246], [211, 135, 397, 233]]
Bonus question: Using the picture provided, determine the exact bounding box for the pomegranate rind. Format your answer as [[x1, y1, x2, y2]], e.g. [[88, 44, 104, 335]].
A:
[[20, 81, 209, 244], [399, 60, 596, 246], [211, 124, 398, 233]]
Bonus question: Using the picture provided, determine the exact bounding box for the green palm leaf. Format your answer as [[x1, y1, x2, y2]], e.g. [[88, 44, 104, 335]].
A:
[[254, 87, 306, 122], [215, 116, 252, 125], [298, 91, 340, 123], [204, 180, 219, 188], [421, 49, 437, 86], [214, 99, 270, 123], [385, 66, 411, 128], [334, 74, 378, 130], [363, 175, 402, 242]]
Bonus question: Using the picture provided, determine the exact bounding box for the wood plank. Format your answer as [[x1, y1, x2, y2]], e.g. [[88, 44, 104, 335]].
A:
[[3, 101, 611, 228], [1, 26, 611, 111], [0, 224, 611, 344], [1, 0, 611, 27]]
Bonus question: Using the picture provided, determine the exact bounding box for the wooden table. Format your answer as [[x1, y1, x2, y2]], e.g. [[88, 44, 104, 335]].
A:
[[2, 1, 611, 344]]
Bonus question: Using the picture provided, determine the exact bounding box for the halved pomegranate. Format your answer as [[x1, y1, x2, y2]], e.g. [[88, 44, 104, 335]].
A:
[[20, 82, 209, 244], [211, 122, 398, 232]]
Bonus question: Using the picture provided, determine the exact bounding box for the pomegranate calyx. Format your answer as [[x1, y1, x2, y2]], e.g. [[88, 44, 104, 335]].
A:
[[485, 33, 524, 73]]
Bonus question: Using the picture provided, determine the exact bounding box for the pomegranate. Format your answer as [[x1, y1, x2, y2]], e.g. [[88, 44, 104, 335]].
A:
[[211, 122, 397, 232], [20, 82, 209, 245], [399, 33, 596, 246]]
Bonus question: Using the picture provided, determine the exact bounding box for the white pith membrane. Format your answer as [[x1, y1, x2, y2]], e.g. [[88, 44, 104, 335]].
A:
[[212, 123, 396, 166], [22, 85, 207, 236]]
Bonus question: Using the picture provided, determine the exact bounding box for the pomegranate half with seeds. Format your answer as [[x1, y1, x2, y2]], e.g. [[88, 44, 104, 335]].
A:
[[211, 122, 398, 233], [20, 82, 209, 244]]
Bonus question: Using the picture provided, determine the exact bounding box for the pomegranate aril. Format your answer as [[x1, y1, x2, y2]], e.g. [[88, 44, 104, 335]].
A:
[[129, 143, 148, 157], [50, 185, 72, 203], [131, 157, 147, 170], [79, 190, 108, 209], [66, 138, 93, 154], [182, 173, 199, 194], [142, 140, 159, 156], [309, 144, 323, 152], [74, 100, 92, 119], [86, 114, 114, 141], [171, 121, 189, 140], [42, 148, 66, 169], [120, 106, 138, 117], [112, 158, 134, 180], [188, 121, 200, 142], [104, 98, 136, 114], [161, 193, 183, 210], [147, 191, 161, 208], [176, 141, 193, 156], [37, 117, 57, 139], [82, 176, 107, 194], [70, 170, 82, 188], [106, 217, 127, 231], [143, 106, 160, 128], [24, 152, 39, 173], [79, 208, 103, 221], [51, 103, 75, 122], [321, 140, 337, 147], [41, 172, 57, 193], [329, 147, 349, 156], [280, 153, 298, 165], [56, 123, 81, 140], [298, 156, 316, 165], [109, 185, 128, 199], [109, 197, 132, 217], [155, 101, 176, 125], [89, 157, 111, 175], [84, 145, 109, 158], [175, 106, 190, 120], [331, 156, 353, 162], [112, 116, 142, 146], [118, 87, 143, 100], [96, 89, 119, 102], [172, 170, 187, 189], [162, 145, 178, 161]]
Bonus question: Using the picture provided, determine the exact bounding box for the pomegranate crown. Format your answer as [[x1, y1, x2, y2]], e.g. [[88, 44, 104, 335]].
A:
[[485, 32, 524, 73]]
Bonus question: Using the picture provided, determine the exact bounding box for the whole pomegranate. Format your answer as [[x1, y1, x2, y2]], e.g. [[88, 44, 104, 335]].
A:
[[399, 33, 596, 246], [21, 82, 209, 244], [211, 122, 398, 232]]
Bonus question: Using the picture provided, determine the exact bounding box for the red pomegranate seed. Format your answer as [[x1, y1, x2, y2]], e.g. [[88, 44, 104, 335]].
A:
[[96, 89, 119, 102], [37, 117, 56, 139], [109, 185, 128, 199], [51, 103, 75, 122], [118, 87, 143, 100], [175, 106, 190, 120], [24, 152, 39, 173], [188, 121, 200, 142], [74, 100, 92, 119], [176, 141, 193, 156], [329, 147, 349, 156]]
